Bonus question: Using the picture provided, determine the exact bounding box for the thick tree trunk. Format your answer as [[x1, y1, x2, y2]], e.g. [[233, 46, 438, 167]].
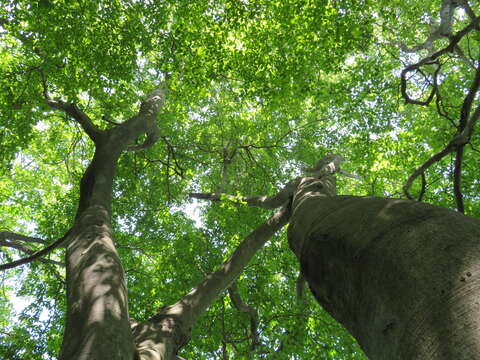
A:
[[54, 88, 288, 359], [289, 192, 480, 359], [58, 147, 135, 360], [59, 204, 135, 360]]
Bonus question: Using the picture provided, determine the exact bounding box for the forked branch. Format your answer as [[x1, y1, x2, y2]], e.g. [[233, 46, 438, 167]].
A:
[[401, 10, 480, 205]]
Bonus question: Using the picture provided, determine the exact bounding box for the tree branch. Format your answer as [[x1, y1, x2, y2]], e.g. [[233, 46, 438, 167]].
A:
[[435, 88, 457, 126], [178, 205, 291, 324], [134, 154, 345, 357], [191, 155, 346, 208], [459, 64, 480, 130], [0, 230, 46, 244], [399, 0, 458, 54], [126, 89, 164, 151], [228, 282, 260, 350], [401, 13, 480, 204], [46, 99, 102, 142], [400, 61, 440, 106], [403, 145, 453, 199], [189, 181, 297, 210], [0, 229, 72, 271], [133, 206, 290, 358], [400, 15, 480, 105], [403, 105, 479, 201], [0, 239, 64, 267]]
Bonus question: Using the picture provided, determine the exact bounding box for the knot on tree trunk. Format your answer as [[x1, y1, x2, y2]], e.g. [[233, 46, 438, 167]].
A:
[[140, 89, 166, 116]]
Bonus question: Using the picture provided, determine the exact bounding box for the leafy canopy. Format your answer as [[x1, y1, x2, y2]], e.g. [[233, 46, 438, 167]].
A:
[[1, 0, 479, 359]]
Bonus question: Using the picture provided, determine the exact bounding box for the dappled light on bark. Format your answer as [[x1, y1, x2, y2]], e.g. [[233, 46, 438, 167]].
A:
[[60, 206, 134, 360], [3, 1, 480, 359]]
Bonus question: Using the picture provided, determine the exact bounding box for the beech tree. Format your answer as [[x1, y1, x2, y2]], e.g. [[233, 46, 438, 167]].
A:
[[1, 0, 480, 359]]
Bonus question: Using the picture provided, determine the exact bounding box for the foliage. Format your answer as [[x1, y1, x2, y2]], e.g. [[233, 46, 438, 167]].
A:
[[1, 0, 479, 358]]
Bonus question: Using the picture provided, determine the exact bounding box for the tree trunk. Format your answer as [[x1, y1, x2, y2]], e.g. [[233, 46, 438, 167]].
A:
[[58, 147, 135, 360], [56, 90, 165, 360], [59, 204, 135, 360], [289, 193, 480, 359]]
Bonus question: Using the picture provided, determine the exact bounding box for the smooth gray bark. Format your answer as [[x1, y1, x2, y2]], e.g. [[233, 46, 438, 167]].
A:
[[288, 179, 480, 359], [131, 205, 290, 360], [58, 90, 165, 360], [55, 88, 291, 360]]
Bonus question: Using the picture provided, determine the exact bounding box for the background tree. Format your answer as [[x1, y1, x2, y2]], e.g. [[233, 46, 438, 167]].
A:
[[0, 0, 479, 359]]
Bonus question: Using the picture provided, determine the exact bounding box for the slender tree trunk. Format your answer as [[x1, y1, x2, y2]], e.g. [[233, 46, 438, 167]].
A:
[[59, 143, 135, 359], [289, 179, 480, 359], [56, 90, 165, 360], [54, 88, 288, 359]]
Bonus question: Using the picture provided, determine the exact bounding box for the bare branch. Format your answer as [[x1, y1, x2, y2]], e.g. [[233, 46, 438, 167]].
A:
[[0, 229, 72, 271], [228, 282, 260, 350], [47, 99, 102, 142], [0, 239, 64, 267], [0, 230, 46, 244]]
